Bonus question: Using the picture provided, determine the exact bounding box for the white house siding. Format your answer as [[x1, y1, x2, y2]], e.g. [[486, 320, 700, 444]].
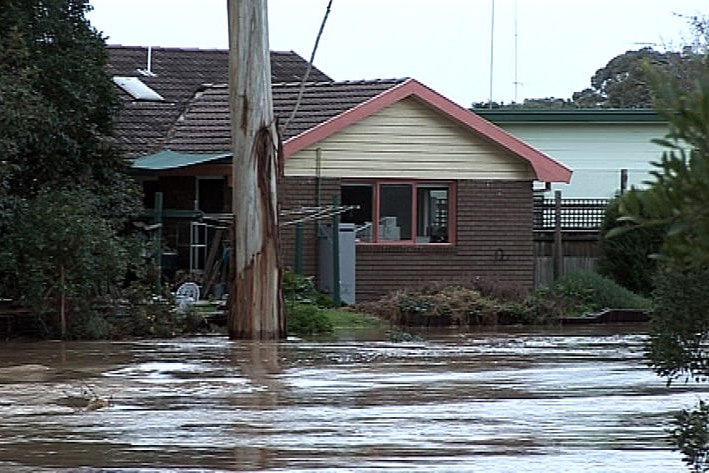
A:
[[499, 123, 668, 199], [285, 97, 536, 180]]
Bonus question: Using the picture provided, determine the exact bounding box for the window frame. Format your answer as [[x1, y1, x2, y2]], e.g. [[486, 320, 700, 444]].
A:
[[341, 179, 456, 245]]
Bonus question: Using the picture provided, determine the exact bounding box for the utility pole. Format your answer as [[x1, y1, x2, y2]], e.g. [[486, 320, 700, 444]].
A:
[[226, 0, 285, 340]]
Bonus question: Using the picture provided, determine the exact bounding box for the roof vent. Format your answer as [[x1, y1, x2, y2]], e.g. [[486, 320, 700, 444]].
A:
[[136, 68, 156, 78], [112, 76, 164, 101], [136, 46, 156, 77]]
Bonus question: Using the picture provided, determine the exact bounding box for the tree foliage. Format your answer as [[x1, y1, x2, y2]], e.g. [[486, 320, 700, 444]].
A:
[[669, 400, 709, 472], [0, 0, 144, 337], [608, 17, 709, 471], [472, 48, 699, 110], [614, 34, 709, 382], [0, 1, 138, 209], [646, 266, 709, 385], [597, 196, 665, 296], [0, 188, 132, 313], [588, 48, 683, 108], [581, 17, 708, 109], [616, 56, 709, 268], [471, 97, 576, 110]]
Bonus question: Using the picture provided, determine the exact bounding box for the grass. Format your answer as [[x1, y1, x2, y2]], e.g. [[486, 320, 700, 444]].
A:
[[321, 308, 387, 330]]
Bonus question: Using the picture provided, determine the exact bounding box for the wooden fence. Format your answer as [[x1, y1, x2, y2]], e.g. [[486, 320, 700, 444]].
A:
[[533, 193, 609, 287]]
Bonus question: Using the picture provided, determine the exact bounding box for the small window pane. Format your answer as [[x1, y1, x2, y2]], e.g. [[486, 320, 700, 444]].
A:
[[417, 185, 449, 243], [341, 184, 373, 242], [379, 184, 412, 241]]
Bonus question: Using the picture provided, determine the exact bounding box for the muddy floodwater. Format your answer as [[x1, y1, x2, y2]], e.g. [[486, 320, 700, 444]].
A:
[[0, 325, 705, 472]]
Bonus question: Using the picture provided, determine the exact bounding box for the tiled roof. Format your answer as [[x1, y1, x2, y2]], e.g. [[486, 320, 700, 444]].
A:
[[107, 45, 331, 157], [145, 76, 570, 183], [163, 79, 407, 153], [281, 78, 571, 183]]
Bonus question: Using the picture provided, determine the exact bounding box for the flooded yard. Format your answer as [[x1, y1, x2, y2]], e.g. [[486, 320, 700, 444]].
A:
[[0, 325, 704, 472]]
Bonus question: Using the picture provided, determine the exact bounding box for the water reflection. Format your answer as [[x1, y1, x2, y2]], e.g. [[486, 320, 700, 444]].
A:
[[0, 326, 704, 472]]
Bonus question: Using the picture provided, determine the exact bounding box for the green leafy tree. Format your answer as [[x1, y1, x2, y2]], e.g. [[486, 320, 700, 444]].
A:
[[471, 97, 576, 110], [0, 0, 144, 337], [473, 15, 709, 112], [614, 21, 709, 470], [587, 48, 677, 108], [1, 188, 135, 335], [0, 0, 137, 208], [618, 58, 709, 267], [578, 16, 708, 109], [571, 88, 604, 108]]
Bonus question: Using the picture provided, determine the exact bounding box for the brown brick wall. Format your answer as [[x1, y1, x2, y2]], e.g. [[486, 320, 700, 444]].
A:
[[354, 180, 534, 301], [280, 178, 535, 302], [279, 176, 340, 278]]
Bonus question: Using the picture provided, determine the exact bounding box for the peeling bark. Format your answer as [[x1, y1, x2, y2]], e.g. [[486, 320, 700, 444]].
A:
[[226, 0, 285, 340]]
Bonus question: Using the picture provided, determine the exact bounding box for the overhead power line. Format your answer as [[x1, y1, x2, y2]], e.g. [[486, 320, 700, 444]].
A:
[[282, 0, 334, 134]]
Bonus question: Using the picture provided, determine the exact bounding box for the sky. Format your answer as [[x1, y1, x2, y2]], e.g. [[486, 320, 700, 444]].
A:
[[87, 0, 707, 107]]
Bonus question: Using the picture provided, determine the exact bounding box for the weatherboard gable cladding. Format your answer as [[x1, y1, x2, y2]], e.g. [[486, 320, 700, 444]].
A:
[[285, 97, 536, 180], [283, 79, 571, 183], [475, 109, 668, 199]]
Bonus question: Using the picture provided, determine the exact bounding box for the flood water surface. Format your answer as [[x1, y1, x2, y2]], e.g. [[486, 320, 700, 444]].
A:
[[0, 326, 704, 472]]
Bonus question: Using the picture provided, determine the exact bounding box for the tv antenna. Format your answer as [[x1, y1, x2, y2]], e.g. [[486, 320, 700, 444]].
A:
[[488, 0, 495, 108]]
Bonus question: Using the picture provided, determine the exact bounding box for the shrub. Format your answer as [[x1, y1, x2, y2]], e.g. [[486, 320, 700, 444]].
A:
[[286, 301, 333, 336], [0, 188, 138, 326], [470, 277, 528, 303], [283, 270, 332, 307], [355, 271, 651, 327], [551, 270, 652, 316], [597, 195, 665, 296], [355, 285, 553, 327]]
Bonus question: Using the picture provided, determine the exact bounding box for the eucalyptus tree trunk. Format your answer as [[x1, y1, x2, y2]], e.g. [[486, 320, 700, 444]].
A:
[[226, 0, 285, 339]]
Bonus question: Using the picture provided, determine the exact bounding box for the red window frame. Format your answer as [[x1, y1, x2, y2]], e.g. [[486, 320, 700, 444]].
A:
[[341, 179, 456, 245]]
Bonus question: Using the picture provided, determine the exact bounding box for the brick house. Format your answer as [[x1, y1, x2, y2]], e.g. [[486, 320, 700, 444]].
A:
[[129, 79, 571, 301], [110, 46, 571, 302]]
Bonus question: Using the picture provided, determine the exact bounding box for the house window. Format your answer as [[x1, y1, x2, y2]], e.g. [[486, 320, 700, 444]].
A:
[[197, 177, 226, 214], [140, 178, 159, 209], [417, 184, 449, 243], [341, 181, 452, 244]]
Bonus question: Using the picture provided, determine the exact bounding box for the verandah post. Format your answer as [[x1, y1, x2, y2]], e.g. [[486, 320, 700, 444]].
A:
[[553, 190, 563, 281]]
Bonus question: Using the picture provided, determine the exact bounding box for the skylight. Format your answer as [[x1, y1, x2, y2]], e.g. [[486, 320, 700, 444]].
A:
[[113, 76, 164, 101]]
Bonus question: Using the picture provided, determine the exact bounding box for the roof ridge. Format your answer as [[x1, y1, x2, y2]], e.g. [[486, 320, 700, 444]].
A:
[[106, 45, 312, 55], [106, 44, 229, 52], [271, 77, 409, 87], [172, 78, 410, 94]]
